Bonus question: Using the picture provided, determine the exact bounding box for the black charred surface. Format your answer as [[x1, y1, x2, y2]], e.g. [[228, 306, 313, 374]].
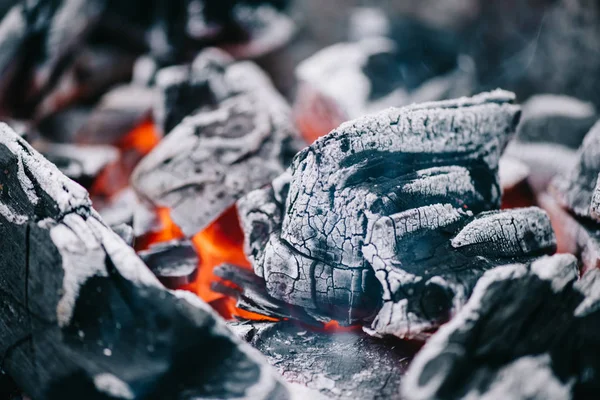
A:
[[132, 48, 303, 237], [238, 91, 556, 338], [552, 121, 600, 222], [403, 254, 600, 400], [138, 239, 199, 289], [0, 124, 305, 400], [230, 320, 419, 400]]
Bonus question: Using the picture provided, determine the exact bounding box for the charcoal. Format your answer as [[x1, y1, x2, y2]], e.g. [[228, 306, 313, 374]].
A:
[[138, 239, 199, 289], [515, 95, 597, 149], [238, 91, 549, 335], [75, 84, 155, 146], [539, 193, 600, 274], [498, 156, 536, 209], [36, 106, 92, 143], [213, 263, 323, 325], [153, 48, 233, 136], [35, 141, 118, 188], [0, 124, 313, 399], [229, 320, 418, 400], [110, 222, 134, 247], [132, 50, 303, 237], [95, 187, 137, 227], [402, 254, 600, 400], [551, 121, 600, 221]]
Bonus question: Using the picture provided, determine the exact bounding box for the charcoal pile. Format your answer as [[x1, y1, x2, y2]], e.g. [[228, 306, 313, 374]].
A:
[[2, 1, 600, 399]]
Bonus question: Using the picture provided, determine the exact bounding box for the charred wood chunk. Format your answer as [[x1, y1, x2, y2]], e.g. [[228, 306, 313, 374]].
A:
[[132, 50, 303, 237], [75, 84, 156, 146], [0, 124, 308, 399], [230, 320, 418, 400], [551, 121, 600, 222], [515, 95, 597, 149], [402, 254, 600, 400], [138, 239, 199, 289], [239, 91, 527, 329], [364, 206, 555, 339]]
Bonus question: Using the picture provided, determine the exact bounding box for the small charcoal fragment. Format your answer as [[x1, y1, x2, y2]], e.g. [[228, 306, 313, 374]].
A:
[[0, 123, 311, 399], [239, 91, 545, 336], [230, 320, 418, 400], [35, 141, 118, 188], [515, 94, 597, 149], [402, 254, 600, 400], [138, 239, 199, 288], [75, 84, 155, 146], [132, 49, 303, 236], [551, 121, 600, 221]]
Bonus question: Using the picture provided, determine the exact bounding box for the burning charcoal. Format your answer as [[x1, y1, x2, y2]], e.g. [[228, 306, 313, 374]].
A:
[[132, 51, 303, 236], [539, 193, 600, 274], [229, 320, 418, 400], [551, 121, 600, 222], [515, 95, 597, 149], [402, 254, 600, 400], [138, 239, 199, 288], [498, 156, 536, 208], [238, 91, 541, 334], [35, 142, 118, 188], [293, 34, 469, 143], [75, 84, 156, 146], [0, 124, 312, 399], [214, 263, 322, 324]]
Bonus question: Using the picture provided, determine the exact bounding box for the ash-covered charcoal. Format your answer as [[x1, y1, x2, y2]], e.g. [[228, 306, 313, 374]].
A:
[[364, 206, 555, 339], [402, 254, 600, 400], [239, 91, 535, 332], [498, 156, 536, 209], [229, 320, 418, 400], [110, 222, 134, 247], [34, 141, 118, 188], [539, 193, 600, 274], [75, 84, 156, 146], [95, 187, 138, 227], [153, 48, 233, 136], [551, 121, 600, 221], [515, 95, 597, 149], [0, 124, 312, 400], [132, 50, 303, 237], [36, 106, 92, 143], [138, 239, 199, 289], [294, 34, 471, 143]]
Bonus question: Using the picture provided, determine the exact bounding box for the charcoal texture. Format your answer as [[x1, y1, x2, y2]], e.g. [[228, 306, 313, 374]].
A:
[[238, 91, 556, 337], [552, 121, 600, 222], [138, 239, 199, 289], [0, 124, 311, 400], [402, 254, 600, 400], [230, 320, 418, 400], [132, 49, 303, 237]]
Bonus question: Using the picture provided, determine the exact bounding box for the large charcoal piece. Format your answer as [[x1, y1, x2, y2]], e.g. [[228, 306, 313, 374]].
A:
[[230, 320, 417, 400], [552, 121, 600, 221], [0, 124, 311, 399], [132, 49, 302, 236], [238, 91, 556, 337], [402, 254, 600, 400]]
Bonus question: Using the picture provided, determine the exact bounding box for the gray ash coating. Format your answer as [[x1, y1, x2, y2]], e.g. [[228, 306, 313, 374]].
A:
[[237, 91, 556, 338], [403, 254, 600, 400]]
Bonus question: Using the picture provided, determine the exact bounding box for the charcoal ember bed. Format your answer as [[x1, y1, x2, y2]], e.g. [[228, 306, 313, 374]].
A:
[[1, 0, 600, 399]]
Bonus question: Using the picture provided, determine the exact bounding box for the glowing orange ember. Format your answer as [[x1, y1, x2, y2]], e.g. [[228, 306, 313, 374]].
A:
[[90, 120, 161, 199], [321, 320, 362, 333]]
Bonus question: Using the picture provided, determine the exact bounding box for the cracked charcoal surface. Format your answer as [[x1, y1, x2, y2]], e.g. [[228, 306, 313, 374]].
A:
[[238, 91, 555, 334], [402, 254, 600, 400], [0, 124, 312, 400], [552, 121, 600, 222], [132, 49, 303, 237], [230, 320, 418, 400]]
